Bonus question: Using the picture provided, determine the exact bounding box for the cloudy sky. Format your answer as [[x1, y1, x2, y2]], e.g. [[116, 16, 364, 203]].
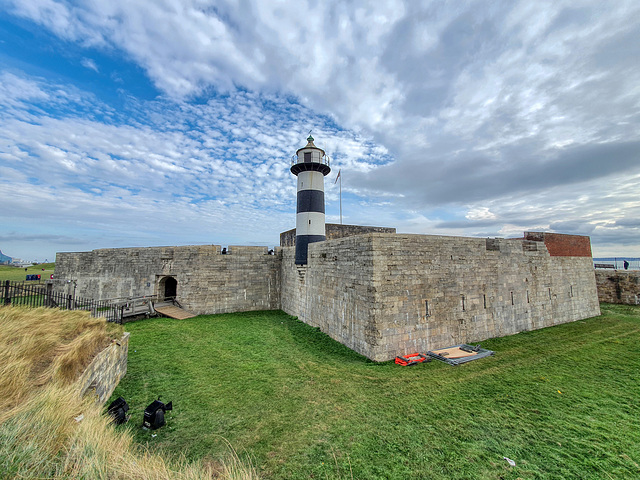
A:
[[1, 0, 639, 262]]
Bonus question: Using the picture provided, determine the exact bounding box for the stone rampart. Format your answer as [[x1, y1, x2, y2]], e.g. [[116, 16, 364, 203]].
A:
[[55, 231, 601, 362], [282, 232, 600, 361], [77, 332, 129, 403], [55, 245, 281, 315], [280, 224, 396, 247], [595, 270, 640, 304], [281, 235, 377, 356]]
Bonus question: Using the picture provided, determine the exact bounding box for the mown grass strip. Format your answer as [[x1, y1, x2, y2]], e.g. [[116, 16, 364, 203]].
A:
[[113, 304, 640, 480], [0, 262, 55, 282]]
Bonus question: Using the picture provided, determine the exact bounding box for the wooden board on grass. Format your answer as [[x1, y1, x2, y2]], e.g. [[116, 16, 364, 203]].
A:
[[430, 346, 479, 359], [155, 305, 196, 320]]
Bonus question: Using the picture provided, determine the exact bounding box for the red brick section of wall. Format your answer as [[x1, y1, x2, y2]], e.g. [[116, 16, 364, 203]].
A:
[[524, 232, 593, 257]]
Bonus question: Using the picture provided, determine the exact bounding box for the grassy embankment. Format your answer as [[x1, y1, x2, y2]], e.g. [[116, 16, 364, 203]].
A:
[[0, 306, 257, 479], [113, 304, 640, 480], [0, 262, 55, 282]]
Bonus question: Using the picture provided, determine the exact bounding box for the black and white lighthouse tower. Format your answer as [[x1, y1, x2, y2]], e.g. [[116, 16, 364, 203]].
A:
[[291, 135, 331, 265]]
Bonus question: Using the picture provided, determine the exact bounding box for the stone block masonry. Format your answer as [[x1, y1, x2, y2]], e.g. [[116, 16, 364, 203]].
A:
[[280, 235, 378, 356], [280, 223, 396, 247], [77, 332, 129, 403], [55, 245, 281, 315], [55, 230, 601, 362], [281, 233, 600, 361], [595, 270, 640, 304]]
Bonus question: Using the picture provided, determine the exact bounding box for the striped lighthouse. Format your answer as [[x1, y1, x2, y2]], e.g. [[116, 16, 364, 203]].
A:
[[291, 135, 331, 265]]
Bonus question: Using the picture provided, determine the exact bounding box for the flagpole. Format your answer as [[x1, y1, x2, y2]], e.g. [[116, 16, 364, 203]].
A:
[[334, 169, 342, 225], [339, 172, 342, 224]]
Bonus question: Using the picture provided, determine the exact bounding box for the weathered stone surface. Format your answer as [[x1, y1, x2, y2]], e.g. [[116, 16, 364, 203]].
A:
[[595, 270, 640, 304], [280, 235, 377, 358], [54, 245, 281, 315], [280, 224, 396, 247], [55, 231, 600, 362], [77, 332, 129, 404], [281, 233, 600, 361]]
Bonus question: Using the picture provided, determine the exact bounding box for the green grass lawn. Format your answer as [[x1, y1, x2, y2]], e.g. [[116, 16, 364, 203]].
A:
[[111, 304, 640, 479], [0, 263, 55, 282]]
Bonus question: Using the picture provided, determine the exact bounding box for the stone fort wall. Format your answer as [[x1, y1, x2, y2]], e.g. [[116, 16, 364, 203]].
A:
[[55, 231, 600, 361], [54, 245, 281, 315], [280, 232, 600, 361], [280, 223, 396, 247], [280, 235, 378, 356], [595, 270, 640, 305]]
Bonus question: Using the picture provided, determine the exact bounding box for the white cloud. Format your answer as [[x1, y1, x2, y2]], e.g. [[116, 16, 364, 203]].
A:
[[466, 208, 496, 221], [2, 1, 640, 258], [81, 58, 99, 72], [0, 72, 49, 106], [0, 71, 391, 259]]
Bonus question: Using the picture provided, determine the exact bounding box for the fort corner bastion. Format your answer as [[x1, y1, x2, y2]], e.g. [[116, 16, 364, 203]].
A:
[[53, 229, 600, 362]]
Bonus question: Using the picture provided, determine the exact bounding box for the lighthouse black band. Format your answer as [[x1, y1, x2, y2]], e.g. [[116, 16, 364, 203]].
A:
[[290, 162, 331, 176], [297, 190, 325, 213], [295, 235, 326, 265]]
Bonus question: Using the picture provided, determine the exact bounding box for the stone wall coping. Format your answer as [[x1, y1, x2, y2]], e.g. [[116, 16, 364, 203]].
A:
[[59, 244, 279, 255], [596, 270, 639, 276]]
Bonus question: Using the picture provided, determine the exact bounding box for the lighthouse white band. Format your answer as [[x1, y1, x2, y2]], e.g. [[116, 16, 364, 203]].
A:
[[296, 212, 326, 236], [297, 171, 325, 192]]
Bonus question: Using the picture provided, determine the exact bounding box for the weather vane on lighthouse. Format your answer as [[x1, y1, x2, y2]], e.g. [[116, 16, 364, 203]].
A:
[[290, 135, 331, 264]]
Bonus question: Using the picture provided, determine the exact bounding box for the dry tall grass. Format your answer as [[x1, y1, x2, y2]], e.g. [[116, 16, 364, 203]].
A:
[[0, 306, 119, 417], [0, 306, 257, 480]]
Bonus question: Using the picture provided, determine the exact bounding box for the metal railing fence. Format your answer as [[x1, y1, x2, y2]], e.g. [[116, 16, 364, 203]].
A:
[[1, 280, 122, 323]]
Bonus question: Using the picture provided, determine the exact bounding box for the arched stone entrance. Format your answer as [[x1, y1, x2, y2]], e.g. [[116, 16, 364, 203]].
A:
[[158, 276, 177, 300]]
